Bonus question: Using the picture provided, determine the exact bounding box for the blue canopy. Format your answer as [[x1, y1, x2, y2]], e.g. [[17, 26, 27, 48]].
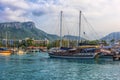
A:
[[0, 48, 8, 50]]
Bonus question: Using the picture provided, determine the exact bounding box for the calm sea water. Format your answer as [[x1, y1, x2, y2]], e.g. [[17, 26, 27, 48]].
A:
[[0, 53, 120, 80]]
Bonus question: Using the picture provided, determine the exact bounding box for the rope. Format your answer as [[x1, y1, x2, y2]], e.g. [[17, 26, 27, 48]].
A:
[[82, 13, 100, 40]]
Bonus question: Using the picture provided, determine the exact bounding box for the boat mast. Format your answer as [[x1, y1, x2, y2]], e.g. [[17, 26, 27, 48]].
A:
[[60, 11, 63, 48], [78, 11, 82, 46], [6, 32, 7, 48]]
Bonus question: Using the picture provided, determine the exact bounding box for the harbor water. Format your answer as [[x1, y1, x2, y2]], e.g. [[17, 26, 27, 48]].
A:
[[0, 52, 120, 80]]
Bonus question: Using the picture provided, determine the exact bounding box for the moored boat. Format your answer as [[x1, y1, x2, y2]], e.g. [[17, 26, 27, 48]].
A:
[[48, 47, 100, 59], [48, 11, 101, 59], [0, 48, 13, 56], [98, 48, 114, 59]]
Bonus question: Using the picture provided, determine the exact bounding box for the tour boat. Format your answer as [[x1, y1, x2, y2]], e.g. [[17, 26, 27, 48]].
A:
[[48, 11, 100, 59]]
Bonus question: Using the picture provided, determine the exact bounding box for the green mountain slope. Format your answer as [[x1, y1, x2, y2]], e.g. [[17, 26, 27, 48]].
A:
[[0, 21, 59, 40]]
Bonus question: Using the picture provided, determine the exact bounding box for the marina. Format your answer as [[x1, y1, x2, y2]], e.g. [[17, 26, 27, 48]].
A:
[[1, 0, 120, 80]]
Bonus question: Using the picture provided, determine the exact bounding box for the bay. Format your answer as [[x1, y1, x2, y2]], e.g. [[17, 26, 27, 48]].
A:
[[0, 52, 120, 80]]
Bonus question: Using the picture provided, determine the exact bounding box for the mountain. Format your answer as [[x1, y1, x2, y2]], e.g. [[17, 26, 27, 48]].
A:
[[101, 32, 120, 41], [63, 35, 85, 40], [0, 21, 59, 40]]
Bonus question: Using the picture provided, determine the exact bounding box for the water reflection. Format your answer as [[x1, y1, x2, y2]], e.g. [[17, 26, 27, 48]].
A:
[[0, 52, 120, 80], [0, 52, 117, 65], [0, 53, 11, 56], [47, 57, 115, 65]]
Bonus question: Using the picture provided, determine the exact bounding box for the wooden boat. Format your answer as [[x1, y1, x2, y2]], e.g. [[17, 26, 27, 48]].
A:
[[0, 48, 13, 56], [48, 11, 100, 59], [0, 32, 13, 56], [98, 47, 114, 59], [48, 47, 100, 59]]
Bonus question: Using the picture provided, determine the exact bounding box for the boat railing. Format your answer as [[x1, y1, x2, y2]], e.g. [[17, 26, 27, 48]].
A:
[[74, 53, 95, 56], [49, 48, 67, 53]]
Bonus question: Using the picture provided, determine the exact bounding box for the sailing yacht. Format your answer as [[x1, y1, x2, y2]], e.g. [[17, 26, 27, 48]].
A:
[[0, 32, 13, 56], [48, 11, 100, 59]]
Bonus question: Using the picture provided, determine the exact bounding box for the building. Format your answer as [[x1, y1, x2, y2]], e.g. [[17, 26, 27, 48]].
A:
[[33, 39, 49, 46]]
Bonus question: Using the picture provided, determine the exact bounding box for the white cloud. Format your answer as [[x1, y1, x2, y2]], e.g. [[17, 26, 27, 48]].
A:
[[1, 0, 120, 39], [0, 0, 29, 10]]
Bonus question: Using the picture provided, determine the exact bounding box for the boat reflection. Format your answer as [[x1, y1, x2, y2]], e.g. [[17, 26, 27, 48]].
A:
[[47, 57, 114, 64], [0, 52, 116, 65]]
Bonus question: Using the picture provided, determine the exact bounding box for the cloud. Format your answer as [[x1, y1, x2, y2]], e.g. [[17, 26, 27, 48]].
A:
[[32, 10, 46, 16], [0, 0, 29, 10], [0, 0, 31, 21], [1, 0, 120, 39]]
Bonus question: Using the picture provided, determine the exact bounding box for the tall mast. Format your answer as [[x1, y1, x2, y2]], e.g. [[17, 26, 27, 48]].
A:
[[60, 11, 63, 47], [78, 11, 82, 46], [6, 32, 7, 48]]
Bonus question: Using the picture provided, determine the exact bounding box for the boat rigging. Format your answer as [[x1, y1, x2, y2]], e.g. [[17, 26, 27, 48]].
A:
[[48, 11, 101, 59]]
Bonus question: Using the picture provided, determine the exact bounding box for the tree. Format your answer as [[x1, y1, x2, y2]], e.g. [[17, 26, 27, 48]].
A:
[[110, 39, 115, 43], [26, 38, 33, 47], [101, 40, 107, 45]]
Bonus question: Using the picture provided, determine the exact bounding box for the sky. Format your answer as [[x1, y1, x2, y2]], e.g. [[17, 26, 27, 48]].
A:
[[0, 0, 120, 40]]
